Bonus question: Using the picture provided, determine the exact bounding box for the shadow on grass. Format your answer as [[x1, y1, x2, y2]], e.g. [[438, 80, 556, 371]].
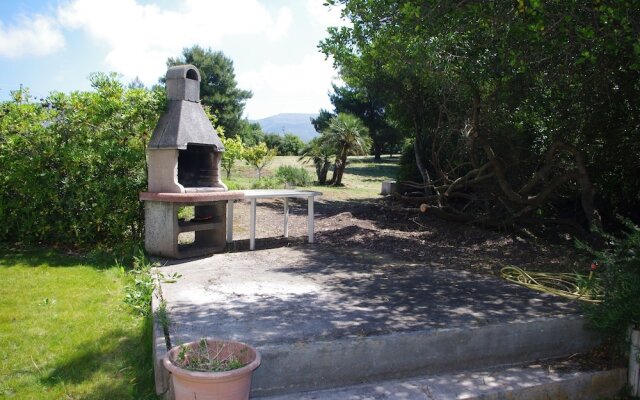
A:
[[344, 163, 399, 179], [0, 244, 115, 270], [42, 315, 158, 400]]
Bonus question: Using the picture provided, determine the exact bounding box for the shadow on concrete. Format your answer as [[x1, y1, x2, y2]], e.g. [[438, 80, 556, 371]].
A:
[[160, 245, 581, 348]]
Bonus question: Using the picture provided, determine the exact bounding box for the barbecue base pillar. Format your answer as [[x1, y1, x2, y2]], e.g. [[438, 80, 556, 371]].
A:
[[144, 201, 226, 259]]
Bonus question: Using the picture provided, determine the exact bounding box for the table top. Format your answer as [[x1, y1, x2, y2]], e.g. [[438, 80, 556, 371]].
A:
[[242, 189, 323, 199]]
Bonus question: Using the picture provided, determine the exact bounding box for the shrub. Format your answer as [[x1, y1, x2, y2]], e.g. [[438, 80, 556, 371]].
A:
[[251, 177, 283, 189], [578, 219, 640, 352], [0, 74, 165, 249], [275, 165, 312, 187], [222, 180, 245, 190]]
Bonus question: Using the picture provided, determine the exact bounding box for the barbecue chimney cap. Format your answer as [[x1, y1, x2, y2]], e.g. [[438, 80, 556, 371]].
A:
[[166, 64, 201, 102]]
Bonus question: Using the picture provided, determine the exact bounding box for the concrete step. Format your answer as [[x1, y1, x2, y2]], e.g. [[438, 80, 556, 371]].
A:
[[255, 366, 626, 400], [248, 316, 598, 397]]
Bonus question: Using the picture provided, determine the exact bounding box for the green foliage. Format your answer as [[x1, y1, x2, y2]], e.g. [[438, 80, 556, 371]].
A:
[[396, 140, 421, 183], [250, 177, 283, 189], [275, 165, 312, 187], [167, 45, 252, 137], [311, 109, 334, 133], [321, 0, 640, 223], [578, 220, 640, 351], [299, 137, 334, 185], [321, 113, 371, 186], [122, 251, 159, 317], [222, 179, 245, 190], [329, 84, 403, 160], [220, 135, 245, 179], [263, 132, 283, 152], [280, 133, 305, 156], [243, 142, 277, 179], [0, 74, 165, 249], [263, 132, 305, 156], [237, 120, 265, 146]]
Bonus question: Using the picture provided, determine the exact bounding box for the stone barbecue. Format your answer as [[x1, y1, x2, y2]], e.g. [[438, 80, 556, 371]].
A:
[[147, 65, 226, 193], [140, 65, 244, 259]]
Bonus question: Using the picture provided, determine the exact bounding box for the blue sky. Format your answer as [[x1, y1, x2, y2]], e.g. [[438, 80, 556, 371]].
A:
[[0, 0, 346, 119]]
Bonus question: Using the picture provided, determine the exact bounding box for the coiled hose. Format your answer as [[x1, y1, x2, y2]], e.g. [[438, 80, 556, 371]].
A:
[[500, 266, 602, 303]]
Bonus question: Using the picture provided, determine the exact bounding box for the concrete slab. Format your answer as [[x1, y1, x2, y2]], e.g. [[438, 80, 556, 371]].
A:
[[154, 245, 600, 397], [256, 367, 626, 400]]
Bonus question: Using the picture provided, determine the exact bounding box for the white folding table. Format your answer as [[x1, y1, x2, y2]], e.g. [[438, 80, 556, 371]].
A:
[[226, 189, 322, 250]]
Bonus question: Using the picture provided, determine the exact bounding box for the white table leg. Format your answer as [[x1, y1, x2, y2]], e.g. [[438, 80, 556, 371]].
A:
[[226, 200, 234, 243], [307, 196, 314, 243], [284, 198, 289, 238], [250, 198, 257, 250]]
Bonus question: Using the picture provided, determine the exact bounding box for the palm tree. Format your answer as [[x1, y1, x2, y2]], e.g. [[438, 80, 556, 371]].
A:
[[299, 137, 334, 185], [322, 113, 371, 186]]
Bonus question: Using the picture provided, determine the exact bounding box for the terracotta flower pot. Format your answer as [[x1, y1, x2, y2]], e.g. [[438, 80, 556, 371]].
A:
[[163, 339, 261, 400]]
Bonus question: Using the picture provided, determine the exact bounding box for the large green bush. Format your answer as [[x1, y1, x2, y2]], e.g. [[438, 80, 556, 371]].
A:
[[0, 73, 165, 249]]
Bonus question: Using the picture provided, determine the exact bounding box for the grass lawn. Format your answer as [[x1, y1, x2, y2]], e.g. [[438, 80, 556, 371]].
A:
[[225, 155, 400, 201], [0, 247, 157, 399]]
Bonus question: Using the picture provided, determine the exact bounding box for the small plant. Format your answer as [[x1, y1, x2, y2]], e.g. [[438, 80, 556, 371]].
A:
[[275, 165, 312, 187], [122, 250, 181, 317], [251, 176, 284, 189], [223, 179, 245, 190], [175, 339, 247, 372]]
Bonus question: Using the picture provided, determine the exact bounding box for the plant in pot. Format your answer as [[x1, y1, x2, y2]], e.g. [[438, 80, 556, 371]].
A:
[[163, 338, 261, 400]]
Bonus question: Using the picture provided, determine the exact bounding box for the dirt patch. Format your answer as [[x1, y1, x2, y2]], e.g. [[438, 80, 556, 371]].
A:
[[227, 196, 587, 277]]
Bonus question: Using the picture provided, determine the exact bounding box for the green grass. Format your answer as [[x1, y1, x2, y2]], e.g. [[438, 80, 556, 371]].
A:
[[0, 247, 157, 399], [224, 155, 400, 201]]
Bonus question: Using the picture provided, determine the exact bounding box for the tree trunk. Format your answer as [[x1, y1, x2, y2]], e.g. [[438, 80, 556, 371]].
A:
[[413, 139, 433, 195], [373, 143, 382, 162], [333, 147, 349, 186]]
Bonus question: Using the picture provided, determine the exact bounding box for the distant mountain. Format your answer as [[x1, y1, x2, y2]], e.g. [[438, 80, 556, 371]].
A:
[[253, 113, 319, 142]]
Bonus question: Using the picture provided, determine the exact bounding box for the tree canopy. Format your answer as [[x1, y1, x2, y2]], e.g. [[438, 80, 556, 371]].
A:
[[321, 0, 640, 228], [167, 45, 252, 138]]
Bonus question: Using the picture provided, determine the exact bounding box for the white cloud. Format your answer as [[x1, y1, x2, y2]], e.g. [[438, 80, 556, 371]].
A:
[[238, 53, 339, 119], [0, 15, 65, 58], [57, 0, 293, 83], [306, 0, 349, 30]]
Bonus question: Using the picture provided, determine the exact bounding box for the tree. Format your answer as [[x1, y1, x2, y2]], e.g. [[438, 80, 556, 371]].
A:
[[299, 137, 334, 185], [220, 135, 245, 179], [330, 84, 402, 161], [237, 120, 265, 147], [321, 0, 640, 228], [322, 113, 371, 186], [167, 45, 252, 138], [243, 142, 277, 179], [311, 109, 334, 133], [280, 133, 305, 156], [263, 133, 283, 153]]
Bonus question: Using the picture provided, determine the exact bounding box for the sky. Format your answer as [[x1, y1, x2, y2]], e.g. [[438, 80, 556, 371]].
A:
[[0, 0, 347, 119]]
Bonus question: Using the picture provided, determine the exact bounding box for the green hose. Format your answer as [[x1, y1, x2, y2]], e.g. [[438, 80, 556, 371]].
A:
[[500, 265, 602, 303]]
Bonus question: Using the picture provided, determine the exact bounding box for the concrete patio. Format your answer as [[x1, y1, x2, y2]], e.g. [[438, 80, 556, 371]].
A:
[[152, 244, 624, 399]]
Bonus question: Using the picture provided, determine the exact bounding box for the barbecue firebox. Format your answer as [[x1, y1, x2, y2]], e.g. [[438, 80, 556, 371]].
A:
[[140, 65, 244, 259]]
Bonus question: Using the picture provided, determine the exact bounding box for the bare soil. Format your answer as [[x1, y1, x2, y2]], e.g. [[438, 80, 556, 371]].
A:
[[227, 196, 588, 277]]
